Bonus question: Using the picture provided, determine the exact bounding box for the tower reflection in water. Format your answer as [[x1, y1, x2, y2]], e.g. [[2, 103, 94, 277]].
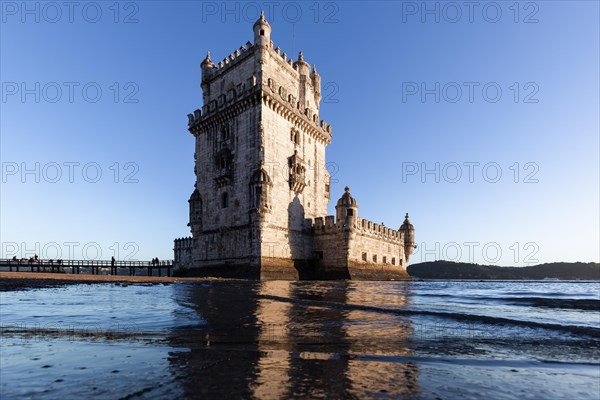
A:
[[168, 281, 419, 398]]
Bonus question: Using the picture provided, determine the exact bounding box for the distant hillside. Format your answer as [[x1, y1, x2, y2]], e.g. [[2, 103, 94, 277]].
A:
[[407, 261, 600, 280]]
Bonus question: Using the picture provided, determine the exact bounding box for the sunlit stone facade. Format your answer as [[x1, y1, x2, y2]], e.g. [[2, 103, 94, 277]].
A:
[[173, 13, 415, 279]]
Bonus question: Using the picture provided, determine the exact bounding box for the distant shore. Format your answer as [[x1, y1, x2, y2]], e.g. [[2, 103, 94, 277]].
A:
[[0, 272, 223, 291], [408, 261, 600, 280]]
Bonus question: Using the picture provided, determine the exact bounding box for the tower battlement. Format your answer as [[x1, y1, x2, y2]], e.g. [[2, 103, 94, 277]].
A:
[[201, 42, 254, 81], [313, 215, 404, 244]]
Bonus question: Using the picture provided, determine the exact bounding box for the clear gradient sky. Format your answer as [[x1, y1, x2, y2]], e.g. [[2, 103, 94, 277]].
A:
[[1, 1, 598, 265]]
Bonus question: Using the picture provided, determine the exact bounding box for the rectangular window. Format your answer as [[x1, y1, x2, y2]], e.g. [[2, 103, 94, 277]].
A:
[[221, 192, 229, 208], [383, 256, 387, 264], [373, 255, 377, 263], [362, 252, 367, 262], [392, 257, 396, 265]]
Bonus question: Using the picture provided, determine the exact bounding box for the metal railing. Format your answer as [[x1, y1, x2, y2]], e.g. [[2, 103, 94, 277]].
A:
[[0, 258, 174, 277]]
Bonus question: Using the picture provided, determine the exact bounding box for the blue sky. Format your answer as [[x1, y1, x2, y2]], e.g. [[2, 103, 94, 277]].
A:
[[1, 1, 598, 265]]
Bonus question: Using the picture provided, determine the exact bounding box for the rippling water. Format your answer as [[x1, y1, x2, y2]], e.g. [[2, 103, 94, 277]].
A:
[[1, 280, 599, 399]]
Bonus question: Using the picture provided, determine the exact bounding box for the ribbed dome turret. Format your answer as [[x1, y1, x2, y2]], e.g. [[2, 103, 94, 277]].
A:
[[201, 51, 215, 67], [253, 10, 271, 29], [336, 186, 358, 208], [400, 213, 414, 230], [200, 51, 216, 83]]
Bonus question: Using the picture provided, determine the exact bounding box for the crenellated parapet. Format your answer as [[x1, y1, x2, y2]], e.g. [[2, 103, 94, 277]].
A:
[[313, 215, 337, 233], [263, 77, 332, 144], [354, 217, 404, 244], [187, 74, 260, 132], [313, 215, 404, 244], [174, 236, 194, 250], [201, 41, 255, 84]]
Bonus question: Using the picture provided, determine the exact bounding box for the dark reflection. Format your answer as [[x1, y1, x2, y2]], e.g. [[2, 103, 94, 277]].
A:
[[168, 281, 419, 399], [167, 281, 262, 399]]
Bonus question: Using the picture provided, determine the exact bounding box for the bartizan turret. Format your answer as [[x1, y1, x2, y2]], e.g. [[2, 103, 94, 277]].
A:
[[399, 213, 416, 262], [311, 64, 321, 108], [188, 188, 203, 237], [200, 51, 216, 102], [253, 11, 271, 48], [335, 187, 358, 229]]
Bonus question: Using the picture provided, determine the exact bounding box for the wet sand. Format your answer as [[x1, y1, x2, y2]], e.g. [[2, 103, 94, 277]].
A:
[[0, 271, 221, 292]]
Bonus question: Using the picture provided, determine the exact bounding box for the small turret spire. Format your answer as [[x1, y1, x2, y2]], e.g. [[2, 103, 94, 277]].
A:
[[201, 51, 215, 80], [204, 51, 213, 64], [201, 51, 214, 66], [298, 51, 304, 61], [400, 213, 414, 230]]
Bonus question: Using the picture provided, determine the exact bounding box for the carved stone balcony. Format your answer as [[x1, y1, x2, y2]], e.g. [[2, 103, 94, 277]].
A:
[[289, 173, 306, 193], [214, 166, 233, 187]]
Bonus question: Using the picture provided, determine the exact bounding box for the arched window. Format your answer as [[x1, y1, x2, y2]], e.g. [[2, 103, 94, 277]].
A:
[[220, 125, 230, 141], [251, 168, 272, 209], [221, 192, 229, 208]]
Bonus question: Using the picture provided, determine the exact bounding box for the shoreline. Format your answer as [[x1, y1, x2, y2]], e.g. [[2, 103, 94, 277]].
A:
[[0, 271, 225, 291]]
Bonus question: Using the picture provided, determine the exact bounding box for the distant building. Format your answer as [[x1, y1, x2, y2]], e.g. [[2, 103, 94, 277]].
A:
[[174, 13, 415, 279]]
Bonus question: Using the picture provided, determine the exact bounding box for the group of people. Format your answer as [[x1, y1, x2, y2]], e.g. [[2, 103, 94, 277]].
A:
[[11, 255, 63, 265], [151, 257, 160, 266]]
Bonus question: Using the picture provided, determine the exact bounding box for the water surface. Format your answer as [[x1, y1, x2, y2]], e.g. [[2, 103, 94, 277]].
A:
[[1, 280, 599, 399]]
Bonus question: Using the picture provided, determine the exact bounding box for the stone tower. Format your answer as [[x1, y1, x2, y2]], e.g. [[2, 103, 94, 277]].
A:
[[174, 13, 414, 280], [175, 12, 332, 277]]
